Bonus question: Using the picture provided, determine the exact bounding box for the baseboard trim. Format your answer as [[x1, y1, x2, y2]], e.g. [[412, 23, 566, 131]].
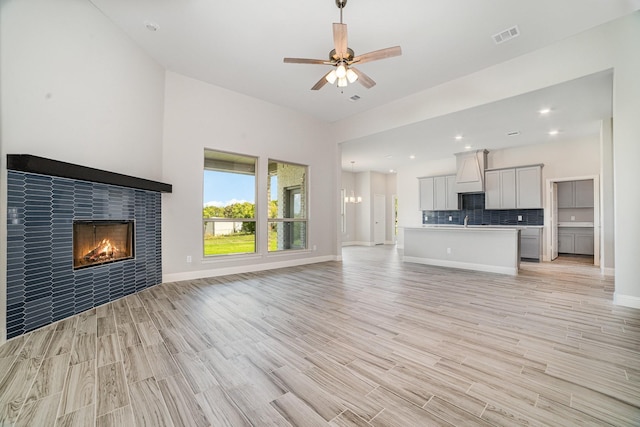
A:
[[163, 255, 338, 283], [601, 267, 615, 276], [614, 293, 640, 309], [403, 256, 518, 276], [341, 241, 375, 247]]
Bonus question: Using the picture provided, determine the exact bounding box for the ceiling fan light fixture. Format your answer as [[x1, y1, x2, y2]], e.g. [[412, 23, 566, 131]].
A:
[[346, 68, 358, 83], [336, 63, 347, 78], [326, 70, 337, 84], [337, 77, 348, 87]]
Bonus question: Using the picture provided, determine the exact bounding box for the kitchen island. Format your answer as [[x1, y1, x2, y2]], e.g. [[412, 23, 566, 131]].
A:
[[403, 226, 521, 275]]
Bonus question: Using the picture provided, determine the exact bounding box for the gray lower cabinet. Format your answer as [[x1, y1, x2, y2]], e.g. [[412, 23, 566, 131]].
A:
[[558, 227, 594, 255], [520, 228, 541, 261]]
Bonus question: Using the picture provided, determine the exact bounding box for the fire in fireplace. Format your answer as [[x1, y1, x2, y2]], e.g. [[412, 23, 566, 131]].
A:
[[73, 220, 134, 269]]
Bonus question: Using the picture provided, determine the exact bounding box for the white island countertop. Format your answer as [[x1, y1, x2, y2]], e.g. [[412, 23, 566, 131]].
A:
[[403, 226, 521, 275]]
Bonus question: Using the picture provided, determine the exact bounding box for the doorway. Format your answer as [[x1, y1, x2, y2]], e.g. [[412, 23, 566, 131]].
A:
[[546, 176, 599, 266]]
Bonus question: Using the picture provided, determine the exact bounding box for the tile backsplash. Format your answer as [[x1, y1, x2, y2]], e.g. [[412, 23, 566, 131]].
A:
[[423, 193, 544, 226]]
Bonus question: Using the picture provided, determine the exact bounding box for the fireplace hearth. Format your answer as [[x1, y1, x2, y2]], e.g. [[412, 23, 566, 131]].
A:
[[73, 220, 134, 269]]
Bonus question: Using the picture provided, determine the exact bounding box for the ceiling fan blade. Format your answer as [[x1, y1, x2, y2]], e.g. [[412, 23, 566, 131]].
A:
[[333, 23, 348, 59], [351, 67, 376, 89], [311, 71, 332, 90], [352, 46, 402, 65], [284, 58, 329, 65]]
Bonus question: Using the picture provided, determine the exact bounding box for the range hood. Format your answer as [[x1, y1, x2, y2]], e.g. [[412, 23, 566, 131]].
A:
[[454, 149, 488, 193]]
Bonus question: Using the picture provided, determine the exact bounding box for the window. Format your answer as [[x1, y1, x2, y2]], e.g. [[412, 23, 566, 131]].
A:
[[203, 150, 256, 256], [268, 160, 308, 251]]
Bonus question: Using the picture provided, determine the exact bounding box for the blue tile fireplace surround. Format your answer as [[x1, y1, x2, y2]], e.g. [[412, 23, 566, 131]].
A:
[[6, 155, 172, 339]]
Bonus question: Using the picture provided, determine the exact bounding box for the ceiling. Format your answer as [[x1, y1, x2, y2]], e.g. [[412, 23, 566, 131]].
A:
[[89, 0, 639, 171], [341, 70, 614, 173]]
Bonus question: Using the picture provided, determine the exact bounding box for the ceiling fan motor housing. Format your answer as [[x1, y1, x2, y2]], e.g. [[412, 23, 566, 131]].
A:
[[336, 0, 347, 9], [330, 48, 354, 62]]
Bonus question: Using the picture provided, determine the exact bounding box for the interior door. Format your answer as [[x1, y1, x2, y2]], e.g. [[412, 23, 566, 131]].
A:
[[551, 182, 559, 260], [374, 194, 385, 245]]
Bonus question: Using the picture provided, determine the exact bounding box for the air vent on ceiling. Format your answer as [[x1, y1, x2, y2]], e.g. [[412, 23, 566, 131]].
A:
[[349, 95, 361, 102], [492, 25, 520, 44]]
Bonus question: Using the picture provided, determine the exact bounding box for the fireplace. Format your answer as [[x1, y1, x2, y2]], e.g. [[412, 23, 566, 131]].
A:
[[73, 220, 134, 269]]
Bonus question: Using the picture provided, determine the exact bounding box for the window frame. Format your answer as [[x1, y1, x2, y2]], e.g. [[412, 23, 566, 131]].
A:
[[267, 159, 309, 253]]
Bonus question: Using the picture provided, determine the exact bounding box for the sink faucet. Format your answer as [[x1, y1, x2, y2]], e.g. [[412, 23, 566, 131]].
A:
[[464, 215, 469, 227]]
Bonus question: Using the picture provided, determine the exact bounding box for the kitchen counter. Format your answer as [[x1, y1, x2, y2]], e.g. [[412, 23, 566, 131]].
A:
[[403, 226, 520, 275]]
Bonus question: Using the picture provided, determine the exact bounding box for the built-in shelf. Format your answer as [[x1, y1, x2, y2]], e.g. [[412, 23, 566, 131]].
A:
[[558, 222, 594, 228]]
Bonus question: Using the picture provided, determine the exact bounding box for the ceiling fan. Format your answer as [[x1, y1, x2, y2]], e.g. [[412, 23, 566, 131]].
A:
[[283, 0, 402, 90]]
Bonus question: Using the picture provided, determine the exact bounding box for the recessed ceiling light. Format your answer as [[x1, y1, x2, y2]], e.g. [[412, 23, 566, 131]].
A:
[[144, 21, 159, 31], [385, 155, 393, 159], [389, 169, 395, 173], [464, 145, 472, 150], [548, 130, 559, 136], [539, 108, 551, 115], [455, 135, 463, 141], [409, 155, 415, 159]]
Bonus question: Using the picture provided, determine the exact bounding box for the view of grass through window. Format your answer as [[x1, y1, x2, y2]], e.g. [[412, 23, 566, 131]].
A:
[[203, 150, 259, 256]]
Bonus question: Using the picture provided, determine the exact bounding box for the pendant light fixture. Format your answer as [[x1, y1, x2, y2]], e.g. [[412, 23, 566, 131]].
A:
[[345, 161, 362, 203]]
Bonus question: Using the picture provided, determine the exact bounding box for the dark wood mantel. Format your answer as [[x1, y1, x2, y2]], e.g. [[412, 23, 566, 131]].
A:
[[7, 154, 172, 193]]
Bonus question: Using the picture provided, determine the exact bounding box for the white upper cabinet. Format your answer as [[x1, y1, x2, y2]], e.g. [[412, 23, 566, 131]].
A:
[[419, 177, 435, 211], [558, 179, 594, 208], [574, 180, 594, 207], [446, 175, 458, 210], [419, 175, 458, 211], [485, 169, 516, 210], [485, 165, 542, 210], [516, 166, 542, 209]]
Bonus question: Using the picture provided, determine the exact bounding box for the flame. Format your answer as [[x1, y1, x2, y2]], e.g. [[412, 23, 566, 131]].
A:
[[83, 238, 120, 262]]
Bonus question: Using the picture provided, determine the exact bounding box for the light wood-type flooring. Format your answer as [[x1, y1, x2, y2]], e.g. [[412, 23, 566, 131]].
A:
[[1, 245, 639, 426]]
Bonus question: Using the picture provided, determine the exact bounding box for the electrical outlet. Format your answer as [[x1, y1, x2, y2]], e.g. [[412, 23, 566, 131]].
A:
[[186, 255, 192, 263], [448, 216, 453, 222], [571, 216, 576, 221], [447, 247, 452, 254], [518, 215, 523, 221], [313, 245, 317, 251]]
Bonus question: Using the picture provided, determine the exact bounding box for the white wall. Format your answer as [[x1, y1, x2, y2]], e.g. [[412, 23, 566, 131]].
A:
[[336, 12, 640, 308], [0, 0, 166, 343], [0, 0, 165, 180], [161, 72, 337, 281]]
